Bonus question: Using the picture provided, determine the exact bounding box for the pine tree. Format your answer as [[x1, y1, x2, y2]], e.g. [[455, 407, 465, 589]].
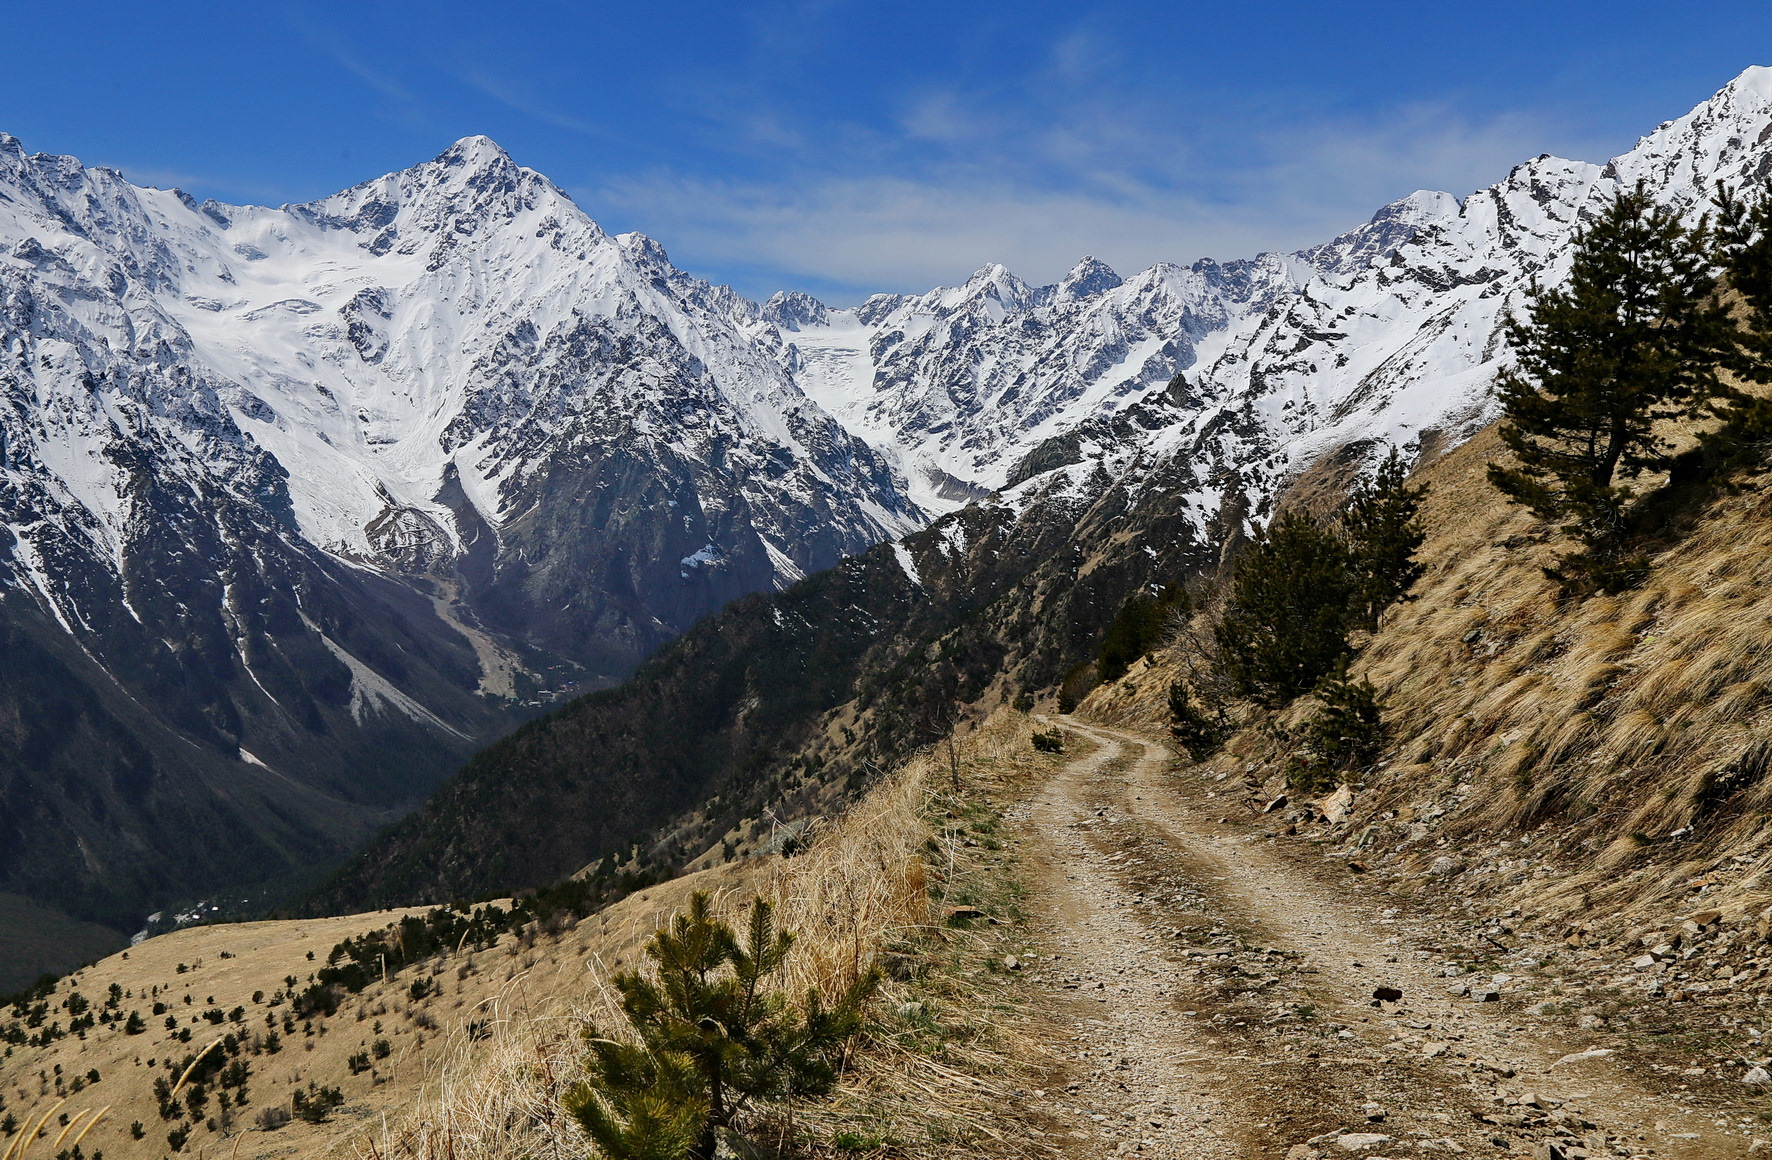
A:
[[1285, 662, 1386, 792], [1488, 183, 1721, 582], [1214, 512, 1355, 708], [563, 892, 877, 1160], [1706, 180, 1772, 464], [1340, 449, 1427, 631], [1098, 587, 1187, 683], [1166, 680, 1227, 760]]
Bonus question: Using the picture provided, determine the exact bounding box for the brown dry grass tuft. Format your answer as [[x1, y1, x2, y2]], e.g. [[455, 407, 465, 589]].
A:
[[356, 710, 1055, 1160], [1090, 413, 1772, 936]]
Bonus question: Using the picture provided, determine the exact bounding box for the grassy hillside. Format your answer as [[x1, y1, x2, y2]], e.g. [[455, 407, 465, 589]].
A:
[[1086, 414, 1772, 934], [0, 712, 1056, 1160]]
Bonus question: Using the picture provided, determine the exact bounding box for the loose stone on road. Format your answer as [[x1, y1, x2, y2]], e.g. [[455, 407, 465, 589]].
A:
[[999, 718, 1740, 1159]]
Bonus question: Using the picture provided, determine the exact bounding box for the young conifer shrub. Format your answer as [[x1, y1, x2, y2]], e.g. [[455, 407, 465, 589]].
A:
[[1341, 448, 1428, 630], [1215, 511, 1355, 708], [1167, 681, 1227, 760], [564, 891, 877, 1160], [1285, 663, 1386, 792]]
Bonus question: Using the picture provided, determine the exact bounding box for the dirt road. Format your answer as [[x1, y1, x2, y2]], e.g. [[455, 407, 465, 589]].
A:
[[1003, 719, 1746, 1160]]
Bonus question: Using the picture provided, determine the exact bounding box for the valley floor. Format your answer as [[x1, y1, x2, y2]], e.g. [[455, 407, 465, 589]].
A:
[[1003, 718, 1755, 1160]]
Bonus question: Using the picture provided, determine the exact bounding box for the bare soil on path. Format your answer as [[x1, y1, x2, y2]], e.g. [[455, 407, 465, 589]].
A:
[[1003, 718, 1748, 1160]]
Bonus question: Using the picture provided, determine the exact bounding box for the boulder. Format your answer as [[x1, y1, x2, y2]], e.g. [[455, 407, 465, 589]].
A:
[[1332, 1133, 1394, 1152], [1550, 1047, 1614, 1067]]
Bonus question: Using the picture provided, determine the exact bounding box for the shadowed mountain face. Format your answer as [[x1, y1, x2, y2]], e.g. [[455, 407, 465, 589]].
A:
[[303, 439, 1220, 916]]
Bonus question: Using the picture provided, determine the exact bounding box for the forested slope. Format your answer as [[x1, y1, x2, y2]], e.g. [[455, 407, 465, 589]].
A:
[[303, 460, 1215, 914]]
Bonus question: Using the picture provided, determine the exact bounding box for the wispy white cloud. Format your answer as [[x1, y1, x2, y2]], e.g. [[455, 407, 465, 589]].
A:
[[456, 71, 601, 137], [590, 97, 1611, 301], [569, 17, 1624, 302], [325, 45, 421, 106]]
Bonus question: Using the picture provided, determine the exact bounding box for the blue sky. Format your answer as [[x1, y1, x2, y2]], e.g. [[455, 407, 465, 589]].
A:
[[4, 2, 1772, 302]]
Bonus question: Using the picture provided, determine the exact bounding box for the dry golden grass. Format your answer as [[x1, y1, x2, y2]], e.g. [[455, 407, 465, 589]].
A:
[[352, 709, 1059, 1160], [1084, 415, 1772, 937], [0, 708, 1058, 1160], [0, 904, 443, 1160]]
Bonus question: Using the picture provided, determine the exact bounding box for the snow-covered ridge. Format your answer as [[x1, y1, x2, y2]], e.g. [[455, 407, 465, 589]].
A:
[[3, 64, 1771, 731], [0, 132, 918, 578], [1010, 65, 1772, 540], [780, 190, 1459, 510]]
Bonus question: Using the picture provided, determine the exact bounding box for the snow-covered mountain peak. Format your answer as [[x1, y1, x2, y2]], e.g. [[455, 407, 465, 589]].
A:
[[615, 230, 674, 270], [286, 133, 585, 257], [437, 133, 516, 170], [1296, 188, 1460, 282], [0, 129, 925, 706], [761, 289, 829, 331], [1611, 64, 1772, 207], [781, 180, 1455, 509], [1050, 256, 1124, 303], [945, 261, 1036, 314]]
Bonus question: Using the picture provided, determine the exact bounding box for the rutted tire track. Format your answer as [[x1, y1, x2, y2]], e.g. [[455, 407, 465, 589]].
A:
[[1004, 719, 1737, 1160]]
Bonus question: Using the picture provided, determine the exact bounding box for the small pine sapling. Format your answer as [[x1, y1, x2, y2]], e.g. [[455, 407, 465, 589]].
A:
[[1166, 681, 1227, 760], [564, 892, 877, 1160], [1285, 663, 1386, 793]]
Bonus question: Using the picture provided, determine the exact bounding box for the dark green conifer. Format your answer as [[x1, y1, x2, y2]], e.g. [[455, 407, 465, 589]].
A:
[[1340, 449, 1427, 630], [563, 892, 876, 1160], [1706, 180, 1772, 463], [1214, 512, 1354, 708], [1487, 183, 1721, 582], [1166, 681, 1227, 760], [1098, 587, 1187, 683], [1286, 662, 1386, 792]]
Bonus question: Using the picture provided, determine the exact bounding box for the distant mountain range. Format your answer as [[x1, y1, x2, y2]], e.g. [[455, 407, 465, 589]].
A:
[[5, 66, 1772, 981]]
